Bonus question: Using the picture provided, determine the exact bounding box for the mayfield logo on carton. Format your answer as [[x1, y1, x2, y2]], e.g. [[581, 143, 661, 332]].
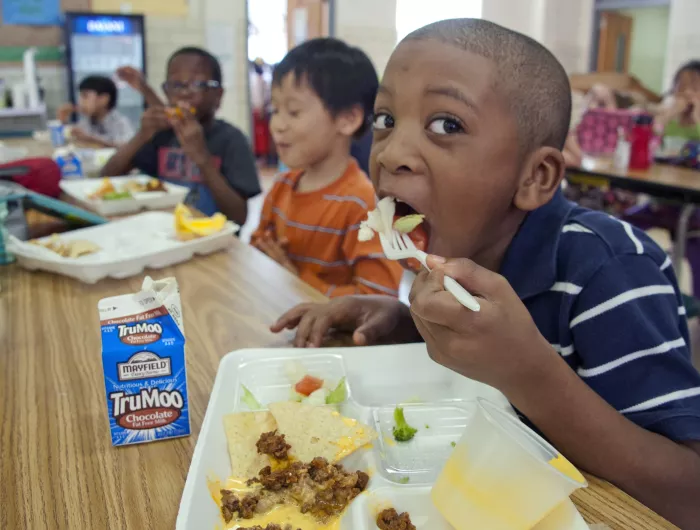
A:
[[98, 277, 190, 446]]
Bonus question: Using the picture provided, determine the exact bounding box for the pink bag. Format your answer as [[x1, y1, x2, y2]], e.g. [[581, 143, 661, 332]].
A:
[[576, 108, 638, 155]]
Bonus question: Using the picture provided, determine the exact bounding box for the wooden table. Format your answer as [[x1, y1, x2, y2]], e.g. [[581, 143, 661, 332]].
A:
[[568, 157, 700, 272], [0, 238, 678, 529]]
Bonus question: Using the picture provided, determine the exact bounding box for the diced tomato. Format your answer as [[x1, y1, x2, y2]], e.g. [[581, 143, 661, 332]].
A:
[[294, 375, 324, 396], [391, 218, 428, 272]]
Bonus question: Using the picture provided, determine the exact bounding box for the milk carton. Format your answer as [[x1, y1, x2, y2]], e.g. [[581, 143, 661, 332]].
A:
[[98, 276, 190, 446]]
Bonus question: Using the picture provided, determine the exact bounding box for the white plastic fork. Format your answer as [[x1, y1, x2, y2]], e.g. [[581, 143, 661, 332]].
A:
[[380, 231, 481, 312]]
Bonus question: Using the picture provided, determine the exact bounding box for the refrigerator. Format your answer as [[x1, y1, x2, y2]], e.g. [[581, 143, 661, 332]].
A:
[[64, 12, 147, 129]]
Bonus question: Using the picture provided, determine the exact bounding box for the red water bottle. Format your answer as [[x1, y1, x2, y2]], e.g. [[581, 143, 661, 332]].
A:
[[629, 114, 654, 170]]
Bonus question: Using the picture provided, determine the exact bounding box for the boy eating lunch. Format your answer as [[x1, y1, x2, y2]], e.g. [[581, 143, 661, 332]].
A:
[[102, 47, 260, 223], [251, 38, 402, 298], [271, 19, 700, 527]]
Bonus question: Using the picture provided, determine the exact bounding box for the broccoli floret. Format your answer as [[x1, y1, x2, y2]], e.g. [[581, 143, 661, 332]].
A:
[[392, 406, 417, 442]]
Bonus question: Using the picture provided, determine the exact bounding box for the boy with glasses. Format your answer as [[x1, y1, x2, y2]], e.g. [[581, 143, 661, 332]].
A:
[[102, 47, 260, 223]]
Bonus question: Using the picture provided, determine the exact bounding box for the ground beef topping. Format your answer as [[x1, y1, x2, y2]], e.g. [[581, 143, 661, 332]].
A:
[[221, 457, 370, 524], [256, 430, 291, 460], [220, 490, 260, 523], [376, 508, 416, 530]]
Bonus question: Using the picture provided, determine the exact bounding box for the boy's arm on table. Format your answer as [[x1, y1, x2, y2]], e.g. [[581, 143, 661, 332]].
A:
[[513, 255, 700, 529]]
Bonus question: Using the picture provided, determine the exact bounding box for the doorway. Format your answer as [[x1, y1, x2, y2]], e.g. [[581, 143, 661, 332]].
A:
[[591, 2, 671, 94]]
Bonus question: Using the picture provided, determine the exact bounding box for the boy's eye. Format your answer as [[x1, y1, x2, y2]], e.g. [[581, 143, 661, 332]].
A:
[[427, 117, 464, 135], [373, 113, 394, 130], [288, 109, 300, 118]]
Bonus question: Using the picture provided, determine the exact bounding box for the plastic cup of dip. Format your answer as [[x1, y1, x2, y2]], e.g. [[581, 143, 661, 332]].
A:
[[431, 398, 587, 530]]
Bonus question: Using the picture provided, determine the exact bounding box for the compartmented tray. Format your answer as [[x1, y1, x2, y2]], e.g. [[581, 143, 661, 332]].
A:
[[59, 175, 190, 216], [177, 344, 589, 530], [8, 211, 237, 283]]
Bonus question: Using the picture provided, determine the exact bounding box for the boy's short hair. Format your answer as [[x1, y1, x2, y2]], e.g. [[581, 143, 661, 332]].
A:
[[405, 19, 572, 152], [78, 75, 118, 110], [273, 38, 378, 138], [168, 46, 222, 84]]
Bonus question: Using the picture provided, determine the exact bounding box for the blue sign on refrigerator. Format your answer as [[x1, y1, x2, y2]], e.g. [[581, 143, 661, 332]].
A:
[[2, 0, 61, 26]]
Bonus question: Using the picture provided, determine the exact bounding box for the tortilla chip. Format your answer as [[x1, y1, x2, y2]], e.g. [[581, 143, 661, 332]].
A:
[[67, 240, 100, 258], [223, 411, 277, 478], [268, 402, 377, 463]]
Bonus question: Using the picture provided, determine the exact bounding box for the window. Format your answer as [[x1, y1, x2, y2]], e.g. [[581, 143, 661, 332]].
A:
[[396, 0, 483, 42]]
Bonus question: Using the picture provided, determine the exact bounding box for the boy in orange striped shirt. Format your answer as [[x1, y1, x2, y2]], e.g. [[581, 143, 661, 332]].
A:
[[252, 38, 402, 298]]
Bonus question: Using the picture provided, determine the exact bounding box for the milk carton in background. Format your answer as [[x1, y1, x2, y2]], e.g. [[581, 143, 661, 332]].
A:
[[98, 277, 190, 446]]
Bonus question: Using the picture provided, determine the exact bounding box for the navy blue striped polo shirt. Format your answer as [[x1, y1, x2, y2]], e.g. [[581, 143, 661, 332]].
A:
[[500, 190, 700, 442]]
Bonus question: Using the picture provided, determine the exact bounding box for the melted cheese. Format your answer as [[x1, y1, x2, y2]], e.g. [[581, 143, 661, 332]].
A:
[[229, 504, 341, 530]]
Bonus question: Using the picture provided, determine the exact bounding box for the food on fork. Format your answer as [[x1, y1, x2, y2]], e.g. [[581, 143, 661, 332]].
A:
[[174, 203, 227, 241], [30, 235, 100, 258], [376, 508, 416, 530], [358, 197, 425, 242]]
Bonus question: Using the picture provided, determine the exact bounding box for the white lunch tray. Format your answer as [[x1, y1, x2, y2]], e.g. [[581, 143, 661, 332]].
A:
[[176, 344, 589, 530], [9, 211, 237, 284], [60, 175, 190, 216]]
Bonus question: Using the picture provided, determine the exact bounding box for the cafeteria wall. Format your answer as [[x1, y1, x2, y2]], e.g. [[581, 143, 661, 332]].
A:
[[0, 0, 249, 135], [333, 0, 594, 77], [664, 0, 700, 90]]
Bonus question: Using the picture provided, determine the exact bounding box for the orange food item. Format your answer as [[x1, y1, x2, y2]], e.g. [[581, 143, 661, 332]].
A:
[[294, 375, 324, 397]]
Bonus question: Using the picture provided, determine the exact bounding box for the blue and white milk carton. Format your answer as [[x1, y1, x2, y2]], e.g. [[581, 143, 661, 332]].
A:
[[98, 277, 190, 446], [53, 147, 84, 179]]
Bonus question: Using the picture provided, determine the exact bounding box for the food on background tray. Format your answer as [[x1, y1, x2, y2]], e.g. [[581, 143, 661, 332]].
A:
[[88, 177, 168, 201], [174, 203, 227, 241], [376, 508, 416, 530], [358, 197, 425, 242], [123, 178, 167, 194], [392, 407, 417, 442], [88, 178, 117, 200], [30, 234, 100, 258], [217, 403, 376, 528]]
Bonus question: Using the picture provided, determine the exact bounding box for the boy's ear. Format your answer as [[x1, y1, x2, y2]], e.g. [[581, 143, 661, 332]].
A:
[[335, 104, 365, 137], [513, 146, 566, 212]]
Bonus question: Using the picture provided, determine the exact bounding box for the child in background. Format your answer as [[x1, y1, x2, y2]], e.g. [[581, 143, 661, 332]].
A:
[[271, 20, 700, 527], [655, 60, 700, 146], [57, 75, 134, 147], [252, 38, 402, 298], [101, 47, 260, 223]]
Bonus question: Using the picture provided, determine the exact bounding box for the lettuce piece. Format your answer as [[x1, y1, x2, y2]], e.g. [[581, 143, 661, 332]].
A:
[[241, 384, 263, 410], [393, 214, 425, 234], [325, 377, 347, 405]]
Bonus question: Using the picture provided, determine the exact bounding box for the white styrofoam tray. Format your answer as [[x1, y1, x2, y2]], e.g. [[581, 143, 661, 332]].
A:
[[9, 211, 237, 283], [177, 344, 589, 530], [59, 175, 190, 216]]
